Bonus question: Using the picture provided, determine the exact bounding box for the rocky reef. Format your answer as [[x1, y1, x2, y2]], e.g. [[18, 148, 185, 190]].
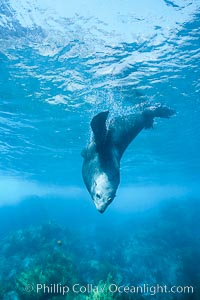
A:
[[0, 198, 199, 300]]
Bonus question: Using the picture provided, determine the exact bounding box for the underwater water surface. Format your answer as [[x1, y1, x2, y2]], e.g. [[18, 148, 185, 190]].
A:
[[0, 0, 200, 299]]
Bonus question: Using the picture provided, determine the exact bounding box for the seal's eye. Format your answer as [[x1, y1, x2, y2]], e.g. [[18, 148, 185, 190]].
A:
[[108, 197, 112, 203], [96, 193, 101, 199]]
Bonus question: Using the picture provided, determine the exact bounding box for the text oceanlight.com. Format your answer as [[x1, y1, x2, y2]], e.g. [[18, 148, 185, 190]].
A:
[[24, 283, 195, 296]]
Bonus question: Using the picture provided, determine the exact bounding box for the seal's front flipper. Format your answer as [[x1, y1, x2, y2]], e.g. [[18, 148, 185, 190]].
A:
[[91, 111, 109, 145], [81, 148, 87, 158]]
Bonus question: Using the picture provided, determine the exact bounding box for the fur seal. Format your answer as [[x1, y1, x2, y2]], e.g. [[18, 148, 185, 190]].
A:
[[82, 105, 175, 213]]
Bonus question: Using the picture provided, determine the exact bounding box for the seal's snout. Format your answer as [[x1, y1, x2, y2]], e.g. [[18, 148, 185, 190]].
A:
[[98, 207, 105, 214], [93, 196, 114, 213], [94, 201, 107, 213]]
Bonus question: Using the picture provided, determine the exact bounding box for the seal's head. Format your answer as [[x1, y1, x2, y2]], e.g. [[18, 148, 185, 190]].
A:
[[91, 173, 117, 213]]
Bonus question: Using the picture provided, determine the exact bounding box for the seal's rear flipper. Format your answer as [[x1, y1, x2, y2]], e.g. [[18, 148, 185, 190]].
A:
[[91, 111, 109, 145], [143, 105, 175, 128], [153, 106, 175, 118], [108, 104, 175, 157]]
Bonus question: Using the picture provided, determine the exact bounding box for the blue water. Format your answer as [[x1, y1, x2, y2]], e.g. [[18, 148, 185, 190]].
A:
[[0, 1, 200, 299]]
